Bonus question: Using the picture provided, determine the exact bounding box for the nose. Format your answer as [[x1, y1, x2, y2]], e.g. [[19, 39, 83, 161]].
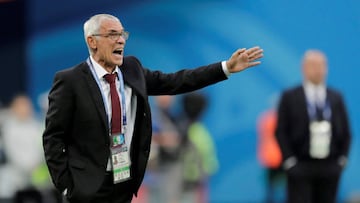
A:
[[116, 36, 126, 44]]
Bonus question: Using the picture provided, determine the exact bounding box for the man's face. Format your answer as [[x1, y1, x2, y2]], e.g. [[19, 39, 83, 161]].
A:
[[156, 95, 173, 109], [89, 19, 126, 69], [303, 52, 327, 85]]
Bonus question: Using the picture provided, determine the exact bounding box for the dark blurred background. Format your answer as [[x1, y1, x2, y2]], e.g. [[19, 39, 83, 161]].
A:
[[0, 0, 27, 106]]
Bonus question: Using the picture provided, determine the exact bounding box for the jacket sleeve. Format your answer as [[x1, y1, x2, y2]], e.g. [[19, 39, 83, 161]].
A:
[[141, 60, 228, 95], [42, 71, 74, 192], [275, 91, 296, 164], [336, 93, 352, 159]]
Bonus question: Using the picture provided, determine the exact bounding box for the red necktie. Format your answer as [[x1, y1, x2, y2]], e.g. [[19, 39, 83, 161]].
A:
[[104, 73, 121, 134]]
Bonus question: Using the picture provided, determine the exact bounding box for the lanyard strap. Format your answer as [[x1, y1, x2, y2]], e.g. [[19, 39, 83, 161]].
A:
[[307, 99, 331, 121], [87, 58, 127, 133]]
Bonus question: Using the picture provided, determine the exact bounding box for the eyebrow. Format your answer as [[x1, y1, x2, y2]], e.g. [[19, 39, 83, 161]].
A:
[[108, 29, 124, 33]]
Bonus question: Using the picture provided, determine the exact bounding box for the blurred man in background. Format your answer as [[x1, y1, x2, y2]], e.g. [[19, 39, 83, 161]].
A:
[[275, 50, 351, 203], [178, 92, 219, 203], [149, 95, 184, 203], [0, 94, 44, 202]]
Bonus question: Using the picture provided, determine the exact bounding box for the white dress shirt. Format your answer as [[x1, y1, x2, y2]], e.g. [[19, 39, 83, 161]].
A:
[[89, 56, 137, 170], [303, 81, 326, 107]]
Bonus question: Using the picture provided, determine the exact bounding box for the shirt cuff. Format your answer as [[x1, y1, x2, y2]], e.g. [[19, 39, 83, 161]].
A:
[[338, 155, 348, 167], [63, 188, 67, 196], [221, 61, 231, 77]]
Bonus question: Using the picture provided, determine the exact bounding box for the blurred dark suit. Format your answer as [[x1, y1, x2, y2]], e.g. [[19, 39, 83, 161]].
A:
[[275, 85, 351, 203]]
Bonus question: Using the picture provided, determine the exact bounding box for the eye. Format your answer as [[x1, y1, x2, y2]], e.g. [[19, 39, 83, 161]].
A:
[[110, 33, 120, 37], [107, 33, 121, 40]]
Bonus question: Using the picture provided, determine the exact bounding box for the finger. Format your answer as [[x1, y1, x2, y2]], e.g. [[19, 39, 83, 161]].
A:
[[247, 61, 261, 67], [237, 48, 246, 55], [249, 53, 264, 61], [248, 50, 264, 61], [248, 48, 263, 57], [246, 46, 261, 54]]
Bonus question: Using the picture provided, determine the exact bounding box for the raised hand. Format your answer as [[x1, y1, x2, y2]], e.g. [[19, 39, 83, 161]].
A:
[[226, 46, 264, 73]]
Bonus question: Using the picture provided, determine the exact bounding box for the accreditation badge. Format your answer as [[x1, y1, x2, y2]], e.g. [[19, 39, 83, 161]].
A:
[[110, 134, 131, 184], [111, 133, 125, 147], [309, 120, 332, 159]]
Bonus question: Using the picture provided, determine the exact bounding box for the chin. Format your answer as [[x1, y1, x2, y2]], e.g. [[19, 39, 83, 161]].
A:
[[116, 59, 123, 66]]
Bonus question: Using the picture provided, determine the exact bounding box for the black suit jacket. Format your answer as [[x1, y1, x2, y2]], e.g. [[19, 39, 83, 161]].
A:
[[43, 56, 227, 201], [275, 85, 351, 163]]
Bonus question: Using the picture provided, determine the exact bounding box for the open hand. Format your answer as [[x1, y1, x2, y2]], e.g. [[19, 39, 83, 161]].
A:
[[226, 46, 264, 73]]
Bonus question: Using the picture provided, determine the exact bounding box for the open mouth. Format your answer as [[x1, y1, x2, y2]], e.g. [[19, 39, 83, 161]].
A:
[[113, 49, 123, 56]]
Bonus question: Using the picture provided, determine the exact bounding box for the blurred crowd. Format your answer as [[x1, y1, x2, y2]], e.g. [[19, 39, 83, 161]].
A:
[[134, 93, 219, 203]]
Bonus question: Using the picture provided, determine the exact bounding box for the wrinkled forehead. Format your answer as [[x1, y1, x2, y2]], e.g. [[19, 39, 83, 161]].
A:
[[99, 18, 124, 33]]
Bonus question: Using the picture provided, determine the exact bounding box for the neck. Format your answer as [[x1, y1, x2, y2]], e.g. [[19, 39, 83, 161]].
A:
[[93, 57, 116, 73], [305, 80, 325, 87], [102, 64, 115, 73]]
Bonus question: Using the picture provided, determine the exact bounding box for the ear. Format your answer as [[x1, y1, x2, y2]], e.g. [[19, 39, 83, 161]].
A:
[[87, 36, 97, 50]]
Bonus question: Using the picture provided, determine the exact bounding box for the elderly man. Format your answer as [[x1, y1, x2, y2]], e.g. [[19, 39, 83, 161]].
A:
[[276, 50, 351, 203], [43, 13, 263, 203]]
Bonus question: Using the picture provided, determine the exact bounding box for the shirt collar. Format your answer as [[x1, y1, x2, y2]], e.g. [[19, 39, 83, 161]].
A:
[[89, 56, 119, 80], [303, 80, 326, 92], [303, 80, 327, 104]]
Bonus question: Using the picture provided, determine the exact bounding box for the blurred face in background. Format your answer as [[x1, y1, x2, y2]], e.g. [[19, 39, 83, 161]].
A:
[[10, 95, 34, 121], [302, 50, 328, 85], [156, 95, 173, 110]]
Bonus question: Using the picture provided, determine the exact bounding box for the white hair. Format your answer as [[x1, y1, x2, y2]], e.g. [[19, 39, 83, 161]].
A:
[[83, 14, 120, 54]]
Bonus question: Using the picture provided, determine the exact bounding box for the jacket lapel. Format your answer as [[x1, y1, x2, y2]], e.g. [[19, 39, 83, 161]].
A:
[[299, 86, 310, 123], [79, 62, 108, 130], [120, 63, 146, 99]]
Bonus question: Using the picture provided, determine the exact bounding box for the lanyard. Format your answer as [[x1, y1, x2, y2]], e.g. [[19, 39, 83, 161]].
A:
[[87, 58, 127, 133], [306, 99, 331, 121]]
